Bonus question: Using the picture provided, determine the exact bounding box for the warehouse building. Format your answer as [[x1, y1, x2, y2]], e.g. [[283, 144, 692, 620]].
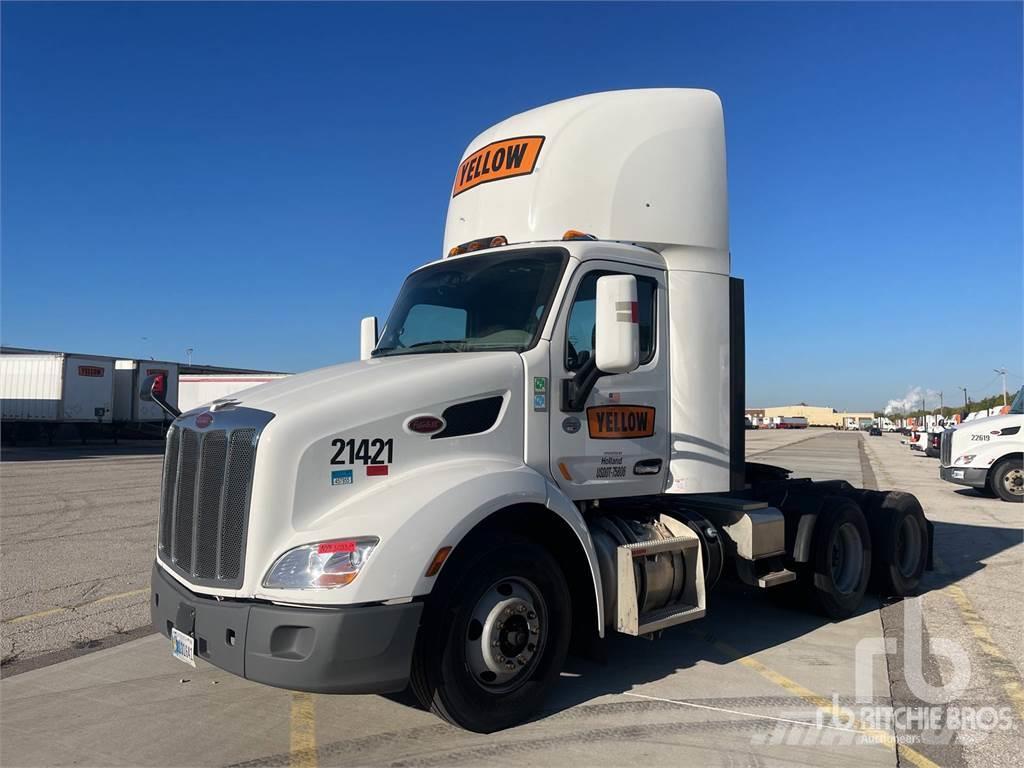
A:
[[753, 404, 875, 428]]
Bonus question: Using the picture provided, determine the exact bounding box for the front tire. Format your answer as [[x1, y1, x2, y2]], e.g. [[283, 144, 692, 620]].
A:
[[410, 535, 571, 732], [992, 458, 1024, 503]]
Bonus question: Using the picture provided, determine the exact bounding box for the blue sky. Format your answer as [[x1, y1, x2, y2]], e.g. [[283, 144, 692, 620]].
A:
[[2, 2, 1021, 411]]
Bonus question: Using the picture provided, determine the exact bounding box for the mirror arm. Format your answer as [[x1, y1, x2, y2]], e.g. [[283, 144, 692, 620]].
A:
[[140, 375, 181, 419], [152, 396, 181, 420], [561, 357, 602, 412]]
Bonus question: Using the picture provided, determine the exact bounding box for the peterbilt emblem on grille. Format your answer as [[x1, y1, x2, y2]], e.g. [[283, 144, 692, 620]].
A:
[[195, 412, 214, 428]]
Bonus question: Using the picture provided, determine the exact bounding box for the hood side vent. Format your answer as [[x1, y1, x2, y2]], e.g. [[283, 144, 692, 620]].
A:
[[432, 396, 504, 440]]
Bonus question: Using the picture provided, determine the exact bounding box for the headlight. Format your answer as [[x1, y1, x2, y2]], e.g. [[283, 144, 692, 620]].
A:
[[262, 537, 378, 589], [956, 455, 976, 465]]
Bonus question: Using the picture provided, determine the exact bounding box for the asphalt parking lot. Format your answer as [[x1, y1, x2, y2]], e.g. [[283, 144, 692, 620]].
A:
[[1, 430, 1021, 767], [0, 442, 163, 670]]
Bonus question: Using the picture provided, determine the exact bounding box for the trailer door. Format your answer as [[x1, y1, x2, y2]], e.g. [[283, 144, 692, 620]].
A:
[[548, 261, 669, 499], [63, 356, 114, 422]]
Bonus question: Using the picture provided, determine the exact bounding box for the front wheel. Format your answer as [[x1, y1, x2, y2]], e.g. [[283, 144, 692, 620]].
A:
[[992, 458, 1024, 503], [410, 536, 572, 732]]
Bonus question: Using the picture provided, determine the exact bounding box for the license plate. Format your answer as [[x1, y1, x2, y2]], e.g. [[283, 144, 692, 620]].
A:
[[171, 627, 196, 667], [953, 470, 965, 480]]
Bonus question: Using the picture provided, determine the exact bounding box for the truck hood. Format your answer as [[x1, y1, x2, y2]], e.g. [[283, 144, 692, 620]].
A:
[[220, 352, 520, 418], [212, 351, 527, 598], [954, 412, 1020, 433]]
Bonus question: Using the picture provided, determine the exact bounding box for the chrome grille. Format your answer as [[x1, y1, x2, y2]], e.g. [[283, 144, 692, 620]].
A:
[[157, 408, 272, 588], [194, 430, 227, 579], [940, 428, 954, 466]]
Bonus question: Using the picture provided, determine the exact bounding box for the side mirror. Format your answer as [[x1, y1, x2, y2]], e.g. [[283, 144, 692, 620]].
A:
[[594, 275, 640, 374], [360, 316, 379, 361], [140, 373, 181, 419]]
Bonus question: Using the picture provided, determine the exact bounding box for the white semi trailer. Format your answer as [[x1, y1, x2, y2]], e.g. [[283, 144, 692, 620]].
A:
[[177, 373, 288, 413], [148, 89, 932, 732], [1, 353, 115, 441]]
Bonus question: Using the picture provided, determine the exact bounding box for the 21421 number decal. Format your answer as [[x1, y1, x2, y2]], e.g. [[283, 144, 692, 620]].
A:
[[331, 437, 394, 465]]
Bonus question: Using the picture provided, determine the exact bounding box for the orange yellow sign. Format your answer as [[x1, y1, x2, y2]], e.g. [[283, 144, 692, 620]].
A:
[[587, 406, 656, 439], [452, 136, 545, 197]]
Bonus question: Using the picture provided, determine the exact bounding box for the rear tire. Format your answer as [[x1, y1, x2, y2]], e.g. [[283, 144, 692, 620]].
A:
[[805, 496, 871, 619], [992, 458, 1024, 503], [410, 535, 571, 732], [861, 491, 928, 595]]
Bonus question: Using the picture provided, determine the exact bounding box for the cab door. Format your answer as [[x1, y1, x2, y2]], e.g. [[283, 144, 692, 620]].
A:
[[548, 261, 670, 499]]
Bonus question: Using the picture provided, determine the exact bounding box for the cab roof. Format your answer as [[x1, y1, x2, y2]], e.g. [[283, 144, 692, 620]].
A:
[[442, 89, 729, 275]]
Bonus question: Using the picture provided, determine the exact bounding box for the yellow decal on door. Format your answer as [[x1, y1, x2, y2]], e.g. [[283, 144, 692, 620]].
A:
[[586, 406, 656, 439]]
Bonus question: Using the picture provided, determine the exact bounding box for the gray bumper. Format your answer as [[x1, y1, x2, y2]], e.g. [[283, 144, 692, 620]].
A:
[[151, 562, 422, 694], [939, 465, 988, 489]]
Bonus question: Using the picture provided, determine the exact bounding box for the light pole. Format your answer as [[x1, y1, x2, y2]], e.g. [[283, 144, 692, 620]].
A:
[[994, 368, 1008, 406], [186, 347, 194, 366], [959, 386, 969, 411]]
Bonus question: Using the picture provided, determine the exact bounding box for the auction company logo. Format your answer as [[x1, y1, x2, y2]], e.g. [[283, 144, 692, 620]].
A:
[[751, 597, 1015, 748]]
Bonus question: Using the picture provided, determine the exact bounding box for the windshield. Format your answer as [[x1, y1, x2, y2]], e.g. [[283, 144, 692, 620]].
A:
[[373, 249, 567, 357], [1010, 387, 1023, 415]]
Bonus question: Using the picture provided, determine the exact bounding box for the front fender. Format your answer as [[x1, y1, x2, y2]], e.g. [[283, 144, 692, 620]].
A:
[[255, 459, 605, 631]]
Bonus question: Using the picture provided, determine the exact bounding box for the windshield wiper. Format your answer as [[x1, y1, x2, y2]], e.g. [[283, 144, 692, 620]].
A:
[[372, 340, 466, 357], [405, 339, 465, 352]]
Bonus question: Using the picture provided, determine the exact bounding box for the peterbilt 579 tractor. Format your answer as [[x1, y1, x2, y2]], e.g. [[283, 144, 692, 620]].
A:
[[146, 89, 932, 732]]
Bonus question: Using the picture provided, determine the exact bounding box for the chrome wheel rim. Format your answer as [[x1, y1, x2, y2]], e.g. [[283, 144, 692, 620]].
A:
[[465, 577, 546, 692], [831, 522, 864, 595], [1003, 468, 1024, 497]]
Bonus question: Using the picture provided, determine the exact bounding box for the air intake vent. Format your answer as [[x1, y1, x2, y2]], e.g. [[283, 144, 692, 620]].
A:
[[432, 396, 504, 439]]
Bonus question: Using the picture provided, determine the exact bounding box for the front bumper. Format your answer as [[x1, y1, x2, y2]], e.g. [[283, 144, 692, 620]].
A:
[[939, 465, 988, 489], [151, 562, 422, 694]]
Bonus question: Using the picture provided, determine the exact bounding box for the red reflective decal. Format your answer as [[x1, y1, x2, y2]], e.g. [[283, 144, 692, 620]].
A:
[[366, 465, 389, 476], [318, 541, 356, 555]]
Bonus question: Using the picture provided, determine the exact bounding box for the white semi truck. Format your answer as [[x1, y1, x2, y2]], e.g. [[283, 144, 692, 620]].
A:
[[147, 89, 932, 732], [940, 387, 1023, 502]]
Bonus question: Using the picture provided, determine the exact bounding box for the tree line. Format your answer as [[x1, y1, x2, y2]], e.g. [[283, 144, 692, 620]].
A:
[[876, 392, 1012, 420]]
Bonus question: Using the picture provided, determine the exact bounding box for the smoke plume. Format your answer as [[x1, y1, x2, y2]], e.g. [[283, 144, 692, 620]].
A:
[[884, 386, 942, 415]]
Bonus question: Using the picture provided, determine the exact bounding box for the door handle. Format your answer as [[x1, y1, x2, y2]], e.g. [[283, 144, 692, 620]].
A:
[[633, 459, 662, 475]]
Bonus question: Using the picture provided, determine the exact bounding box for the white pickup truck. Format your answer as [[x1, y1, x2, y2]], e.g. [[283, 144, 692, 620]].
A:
[[940, 388, 1023, 502], [144, 89, 932, 732]]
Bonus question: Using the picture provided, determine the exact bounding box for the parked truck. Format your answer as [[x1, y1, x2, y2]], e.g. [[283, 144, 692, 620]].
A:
[[940, 387, 1023, 502], [1, 352, 115, 441], [148, 89, 932, 732], [775, 416, 809, 430]]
